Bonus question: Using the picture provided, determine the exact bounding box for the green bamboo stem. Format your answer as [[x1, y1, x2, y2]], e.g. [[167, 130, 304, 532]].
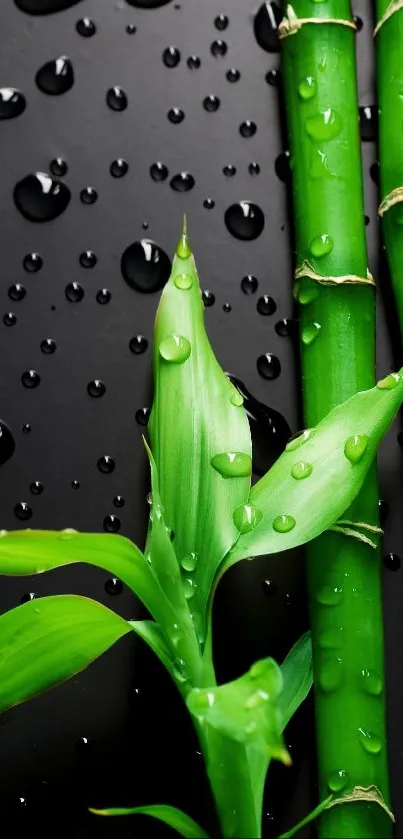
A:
[[281, 3, 392, 837], [375, 0, 403, 336]]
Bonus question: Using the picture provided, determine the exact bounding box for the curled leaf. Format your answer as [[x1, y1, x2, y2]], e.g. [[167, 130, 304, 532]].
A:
[[90, 803, 209, 838]]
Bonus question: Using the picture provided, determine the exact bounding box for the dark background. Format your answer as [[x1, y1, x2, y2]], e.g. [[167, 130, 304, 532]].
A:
[[0, 0, 401, 836]]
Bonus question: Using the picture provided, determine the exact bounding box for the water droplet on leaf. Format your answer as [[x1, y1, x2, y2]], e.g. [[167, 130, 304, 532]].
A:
[[159, 334, 191, 364], [233, 503, 263, 533], [273, 514, 295, 533], [211, 452, 252, 478], [344, 434, 369, 464], [298, 76, 316, 100]]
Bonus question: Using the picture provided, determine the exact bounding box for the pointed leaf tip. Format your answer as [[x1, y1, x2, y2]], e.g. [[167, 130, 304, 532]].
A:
[[176, 214, 191, 259]]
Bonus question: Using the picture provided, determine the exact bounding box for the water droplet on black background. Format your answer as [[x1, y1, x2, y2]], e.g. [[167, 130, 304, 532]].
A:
[[359, 105, 377, 142], [275, 318, 297, 338], [129, 335, 148, 354], [384, 553, 401, 572], [170, 172, 195, 192], [266, 68, 280, 86], [96, 288, 111, 304], [79, 250, 97, 269], [76, 17, 96, 37], [30, 480, 43, 495], [87, 379, 106, 398], [50, 157, 68, 177], [275, 151, 291, 183], [110, 159, 129, 178], [202, 290, 215, 307], [105, 575, 123, 592], [97, 456, 115, 474], [113, 495, 125, 508], [168, 106, 185, 124], [211, 39, 228, 57], [121, 239, 171, 293], [103, 516, 121, 534], [135, 407, 150, 426], [65, 282, 84, 302], [21, 370, 41, 388], [203, 95, 220, 113], [226, 68, 240, 83], [15, 0, 82, 13], [203, 198, 215, 209], [239, 120, 257, 138], [163, 46, 181, 68], [126, 23, 137, 34], [21, 592, 37, 603], [214, 13, 229, 30], [23, 252, 43, 272], [257, 295, 276, 316], [36, 57, 74, 95], [187, 55, 201, 70], [241, 275, 258, 295], [40, 338, 56, 354], [223, 164, 236, 177], [3, 313, 17, 327], [80, 186, 98, 204], [225, 201, 265, 240], [249, 162, 260, 176], [150, 162, 168, 182], [0, 421, 16, 465], [0, 88, 26, 120], [106, 87, 128, 111], [254, 2, 282, 53], [256, 353, 281, 380], [14, 501, 32, 521], [14, 173, 71, 222], [8, 284, 26, 302]]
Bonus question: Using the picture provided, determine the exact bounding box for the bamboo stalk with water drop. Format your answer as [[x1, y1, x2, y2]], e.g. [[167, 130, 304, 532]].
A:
[[281, 1, 392, 836]]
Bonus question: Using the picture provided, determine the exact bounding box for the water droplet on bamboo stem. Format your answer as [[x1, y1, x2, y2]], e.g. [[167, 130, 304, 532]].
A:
[[317, 585, 343, 606], [301, 323, 321, 345], [309, 234, 333, 258], [359, 668, 383, 696], [328, 769, 348, 793], [358, 728, 382, 754], [318, 656, 344, 692], [298, 76, 316, 100], [305, 109, 342, 141], [286, 429, 315, 451]]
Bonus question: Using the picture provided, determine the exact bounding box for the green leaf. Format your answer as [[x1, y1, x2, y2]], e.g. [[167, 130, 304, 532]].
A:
[[278, 795, 333, 839], [148, 219, 251, 626], [279, 631, 312, 729], [0, 595, 130, 713], [227, 372, 403, 564], [187, 657, 290, 765], [90, 803, 209, 838]]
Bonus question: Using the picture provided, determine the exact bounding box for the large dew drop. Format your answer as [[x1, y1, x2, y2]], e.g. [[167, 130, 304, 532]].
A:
[[357, 727, 382, 755], [233, 503, 263, 534], [344, 434, 369, 464], [211, 452, 252, 479], [291, 461, 312, 480], [328, 769, 348, 793], [305, 109, 342, 142], [36, 57, 74, 95], [14, 173, 71, 222], [159, 334, 191, 364], [225, 201, 265, 240], [121, 239, 171, 293], [309, 234, 333, 258], [0, 88, 26, 119], [301, 322, 321, 346], [272, 514, 296, 533]]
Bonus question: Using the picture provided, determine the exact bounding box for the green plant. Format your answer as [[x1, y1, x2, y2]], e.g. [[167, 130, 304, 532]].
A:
[[281, 2, 393, 836], [0, 223, 402, 837]]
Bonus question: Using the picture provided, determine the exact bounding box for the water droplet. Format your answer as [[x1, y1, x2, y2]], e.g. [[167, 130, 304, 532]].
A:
[[71, 479, 80, 489], [358, 728, 382, 755], [318, 627, 343, 650], [291, 461, 313, 480], [227, 68, 241, 82], [203, 198, 215, 209], [40, 338, 56, 354], [0, 422, 15, 464], [79, 250, 97, 269], [8, 284, 26, 302], [257, 295, 276, 316], [211, 39, 227, 57], [353, 14, 363, 30], [305, 109, 342, 141], [14, 172, 71, 222], [377, 372, 400, 389], [203, 95, 220, 112], [310, 234, 333, 258], [106, 86, 128, 111], [87, 379, 106, 398], [126, 23, 137, 33], [239, 120, 257, 138], [103, 515, 121, 533], [223, 164, 236, 177], [378, 499, 389, 526], [328, 770, 348, 793], [370, 161, 379, 185], [22, 422, 31, 433], [163, 46, 181, 68], [97, 455, 115, 474], [110, 158, 129, 177], [182, 575, 196, 599], [317, 585, 343, 606], [76, 17, 96, 37], [14, 501, 32, 521], [21, 370, 40, 389], [128, 335, 148, 356], [344, 434, 369, 464], [211, 451, 252, 479], [254, 2, 282, 52], [301, 322, 321, 345], [266, 68, 280, 86], [298, 76, 317, 100], [256, 353, 281, 380], [65, 282, 84, 302], [286, 428, 314, 451], [50, 157, 67, 177], [275, 150, 291, 183], [121, 239, 171, 293], [359, 105, 377, 142], [214, 13, 229, 29], [96, 288, 111, 305], [187, 55, 201, 69], [248, 162, 261, 176], [223, 302, 232, 313], [359, 668, 383, 696], [275, 318, 296, 337], [181, 552, 198, 572], [233, 503, 263, 534], [29, 480, 43, 495], [135, 407, 150, 425], [0, 88, 26, 119], [230, 388, 244, 407], [105, 576, 123, 594], [262, 579, 277, 597], [15, 0, 82, 11], [168, 106, 185, 123], [241, 275, 258, 295], [36, 56, 74, 95], [150, 162, 168, 182], [80, 186, 98, 205], [159, 334, 191, 364], [383, 552, 401, 571], [225, 201, 265, 240], [272, 514, 296, 533], [170, 172, 195, 192], [174, 273, 192, 291], [21, 592, 36, 603], [23, 252, 43, 272], [318, 656, 344, 692]]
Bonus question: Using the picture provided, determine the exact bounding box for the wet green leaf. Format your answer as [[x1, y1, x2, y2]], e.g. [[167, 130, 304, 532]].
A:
[[90, 803, 209, 838], [279, 631, 312, 728]]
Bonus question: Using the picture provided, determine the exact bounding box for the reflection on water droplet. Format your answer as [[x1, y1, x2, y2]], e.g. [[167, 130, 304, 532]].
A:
[[30, 481, 43, 495], [254, 2, 282, 53], [359, 668, 383, 696], [21, 370, 40, 388], [14, 173, 71, 222], [113, 495, 125, 509], [203, 95, 220, 112], [262, 579, 277, 597], [80, 186, 97, 204], [359, 105, 377, 142], [170, 172, 195, 192], [168, 106, 185, 123], [230, 389, 244, 407], [121, 239, 171, 293], [318, 656, 344, 692], [239, 120, 257, 138], [317, 585, 343, 606], [0, 422, 15, 464], [211, 452, 252, 478], [256, 353, 281, 380], [225, 201, 265, 240], [126, 23, 137, 33], [21, 592, 36, 603], [301, 322, 321, 345], [286, 428, 314, 451], [36, 56, 74, 95], [65, 282, 84, 302], [358, 728, 382, 755], [344, 434, 369, 464], [203, 198, 215, 209], [9, 284, 26, 302], [110, 158, 129, 178], [23, 252, 43, 272], [22, 422, 31, 433], [233, 503, 263, 533], [273, 514, 295, 533], [87, 379, 106, 398], [95, 289, 111, 305], [328, 770, 348, 793], [181, 552, 198, 572], [383, 552, 401, 571], [187, 55, 201, 69], [215, 13, 229, 29], [182, 575, 196, 599], [14, 501, 32, 521], [106, 86, 128, 111], [202, 290, 215, 308], [291, 461, 312, 480], [97, 455, 115, 474], [150, 161, 168, 182], [159, 334, 191, 364], [15, 0, 82, 12], [241, 275, 258, 295], [40, 338, 56, 354], [174, 273, 192, 291], [211, 39, 227, 57], [257, 295, 276, 316], [163, 46, 181, 68], [223, 302, 231, 312], [76, 17, 96, 36], [103, 515, 121, 533], [0, 88, 26, 119], [275, 318, 296, 337], [353, 14, 363, 30], [305, 109, 342, 141], [275, 151, 291, 183], [105, 576, 123, 594], [227, 68, 241, 82], [377, 372, 400, 389], [310, 234, 333, 258]]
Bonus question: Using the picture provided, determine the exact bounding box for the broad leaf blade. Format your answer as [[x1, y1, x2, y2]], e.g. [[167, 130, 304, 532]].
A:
[[90, 803, 209, 838], [0, 595, 129, 713], [229, 373, 403, 562], [148, 222, 251, 623], [279, 632, 312, 729]]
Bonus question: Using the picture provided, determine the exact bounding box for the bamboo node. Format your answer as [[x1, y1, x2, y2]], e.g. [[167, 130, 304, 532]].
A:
[[326, 785, 395, 823], [378, 186, 403, 217], [279, 4, 357, 38], [374, 0, 403, 35], [294, 261, 375, 287]]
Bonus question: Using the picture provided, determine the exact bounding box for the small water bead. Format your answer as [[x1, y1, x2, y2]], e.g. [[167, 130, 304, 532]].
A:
[[181, 552, 198, 572], [310, 234, 333, 258], [71, 479, 80, 489], [176, 227, 191, 259], [256, 353, 281, 380], [170, 172, 195, 192], [226, 68, 241, 82], [174, 273, 192, 291], [257, 295, 276, 316], [30, 481, 43, 495], [214, 13, 229, 29], [150, 162, 168, 182], [103, 515, 121, 533], [8, 284, 26, 302], [359, 668, 383, 696], [301, 322, 321, 345], [353, 14, 363, 30], [168, 106, 185, 124], [344, 434, 369, 464], [21, 592, 37, 603], [377, 372, 400, 389], [241, 275, 258, 295], [87, 379, 106, 398], [36, 56, 74, 95], [121, 239, 171, 293], [223, 303, 231, 313], [50, 157, 68, 177], [22, 423, 31, 433], [262, 579, 277, 597], [110, 158, 129, 177], [239, 120, 257, 138], [182, 576, 196, 599], [383, 552, 401, 571], [135, 407, 150, 425], [203, 95, 220, 112], [318, 656, 344, 693], [275, 150, 291, 183], [211, 39, 227, 57], [291, 461, 313, 480], [272, 514, 295, 533], [328, 770, 348, 793], [21, 370, 40, 389], [126, 23, 137, 34], [358, 728, 382, 755], [286, 428, 314, 451], [223, 164, 236, 177], [266, 68, 280, 86], [318, 627, 343, 650], [40, 338, 56, 354], [159, 334, 191, 364], [23, 252, 43, 272], [225, 201, 265, 240], [248, 162, 260, 176], [230, 389, 244, 407], [359, 105, 377, 142], [298, 76, 317, 100], [112, 496, 125, 510], [305, 109, 342, 142], [79, 250, 97, 269], [254, 2, 282, 53], [378, 499, 389, 527], [80, 186, 98, 204], [211, 452, 252, 479], [317, 585, 343, 606], [14, 173, 71, 222], [0, 422, 15, 464], [105, 576, 123, 594], [128, 335, 148, 355], [203, 198, 215, 209], [0, 88, 26, 119], [295, 277, 320, 305], [76, 17, 96, 37], [370, 161, 379, 185], [106, 87, 128, 112], [163, 46, 181, 68], [65, 282, 84, 302], [14, 501, 32, 521], [275, 318, 296, 337], [202, 290, 215, 309], [233, 503, 263, 534], [97, 455, 115, 474], [187, 55, 201, 69]]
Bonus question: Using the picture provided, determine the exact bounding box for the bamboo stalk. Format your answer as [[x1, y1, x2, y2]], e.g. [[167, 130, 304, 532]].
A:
[[281, 2, 392, 836]]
